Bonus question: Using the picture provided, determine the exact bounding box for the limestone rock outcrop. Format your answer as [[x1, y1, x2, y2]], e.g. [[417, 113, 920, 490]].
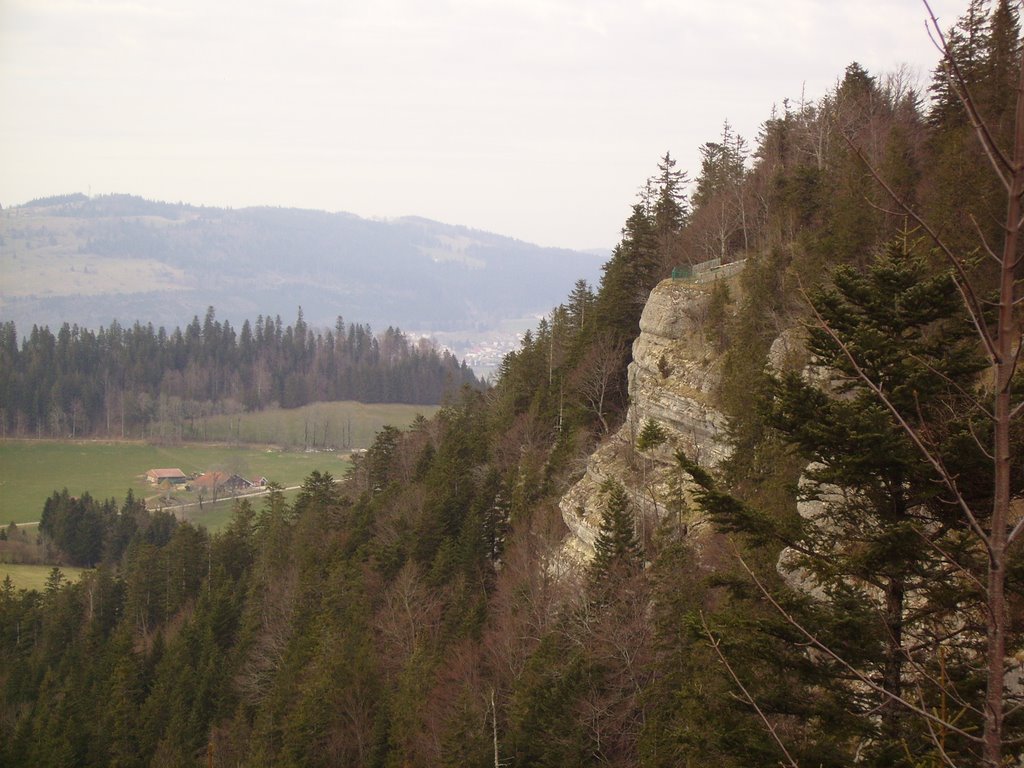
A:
[[559, 277, 733, 561]]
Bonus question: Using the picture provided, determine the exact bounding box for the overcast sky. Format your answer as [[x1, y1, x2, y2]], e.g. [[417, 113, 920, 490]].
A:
[[0, 0, 966, 250]]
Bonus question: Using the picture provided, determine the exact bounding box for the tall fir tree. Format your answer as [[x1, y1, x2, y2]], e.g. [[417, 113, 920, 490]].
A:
[[590, 479, 643, 589], [688, 236, 997, 766]]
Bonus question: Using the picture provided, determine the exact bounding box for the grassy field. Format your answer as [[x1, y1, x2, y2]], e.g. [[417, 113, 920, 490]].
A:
[[172, 401, 437, 448], [1, 563, 88, 592], [180, 485, 309, 533], [0, 440, 352, 525], [0, 483, 310, 592], [0, 401, 433, 525]]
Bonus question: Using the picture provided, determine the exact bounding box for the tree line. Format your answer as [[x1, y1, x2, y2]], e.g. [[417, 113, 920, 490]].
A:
[[0, 308, 481, 440]]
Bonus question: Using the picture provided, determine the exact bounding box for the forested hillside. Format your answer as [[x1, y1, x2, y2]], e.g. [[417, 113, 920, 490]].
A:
[[0, 309, 480, 439], [1, 3, 1022, 766]]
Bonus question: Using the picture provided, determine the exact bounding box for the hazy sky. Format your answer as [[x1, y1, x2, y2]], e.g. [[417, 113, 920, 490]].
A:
[[0, 0, 966, 250]]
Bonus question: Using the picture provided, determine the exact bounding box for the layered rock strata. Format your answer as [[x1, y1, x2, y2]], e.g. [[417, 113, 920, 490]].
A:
[[559, 277, 733, 560]]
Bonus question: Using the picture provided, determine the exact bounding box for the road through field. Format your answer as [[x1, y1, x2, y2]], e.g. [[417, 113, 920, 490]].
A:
[[156, 484, 303, 513], [11, 484, 307, 527]]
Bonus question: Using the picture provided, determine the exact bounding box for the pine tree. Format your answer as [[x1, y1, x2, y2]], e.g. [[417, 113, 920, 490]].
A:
[[692, 121, 747, 210], [691, 121, 750, 260], [928, 0, 991, 130], [566, 278, 595, 332], [924, 0, 1013, 263], [590, 480, 642, 587], [649, 152, 690, 269], [596, 203, 660, 341], [981, 0, 1022, 146], [636, 418, 668, 452], [690, 235, 992, 764]]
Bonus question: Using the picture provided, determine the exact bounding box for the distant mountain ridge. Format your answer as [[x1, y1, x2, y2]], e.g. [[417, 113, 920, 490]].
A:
[[0, 193, 606, 338]]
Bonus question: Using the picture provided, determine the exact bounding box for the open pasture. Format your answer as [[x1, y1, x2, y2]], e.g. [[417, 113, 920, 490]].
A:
[[0, 401, 432, 524], [0, 440, 351, 525], [172, 401, 437, 448], [1, 563, 87, 592], [180, 485, 309, 533]]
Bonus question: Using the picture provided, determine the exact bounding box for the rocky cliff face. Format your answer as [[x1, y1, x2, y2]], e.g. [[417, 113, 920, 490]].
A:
[[559, 277, 734, 561]]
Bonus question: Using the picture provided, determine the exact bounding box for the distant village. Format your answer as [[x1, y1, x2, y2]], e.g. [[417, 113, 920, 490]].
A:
[[448, 329, 535, 379]]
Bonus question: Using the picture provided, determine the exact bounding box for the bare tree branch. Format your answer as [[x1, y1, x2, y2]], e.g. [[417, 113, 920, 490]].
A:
[[966, 416, 998, 461], [1009, 399, 1024, 420], [911, 679, 966, 768], [798, 279, 994, 557], [865, 197, 916, 219], [967, 212, 1004, 266], [843, 137, 998, 361], [1004, 513, 1024, 548], [914, 527, 988, 597], [1007, 336, 1024, 388], [907, 352, 993, 419], [700, 611, 802, 768], [733, 552, 984, 744], [923, 1, 1013, 184]]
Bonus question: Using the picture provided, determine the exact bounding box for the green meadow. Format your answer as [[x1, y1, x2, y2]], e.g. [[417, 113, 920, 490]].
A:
[[1, 563, 88, 592], [0, 441, 351, 525], [179, 485, 311, 533], [171, 401, 437, 447], [0, 401, 433, 525], [0, 457, 317, 588]]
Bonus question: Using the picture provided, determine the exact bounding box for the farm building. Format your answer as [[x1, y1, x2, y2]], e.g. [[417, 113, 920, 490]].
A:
[[145, 468, 188, 486], [191, 472, 252, 493]]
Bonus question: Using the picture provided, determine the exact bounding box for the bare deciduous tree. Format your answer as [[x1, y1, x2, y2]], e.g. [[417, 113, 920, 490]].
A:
[[571, 332, 627, 434]]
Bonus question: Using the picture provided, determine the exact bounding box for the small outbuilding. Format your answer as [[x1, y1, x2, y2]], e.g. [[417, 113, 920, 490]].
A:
[[146, 468, 188, 486]]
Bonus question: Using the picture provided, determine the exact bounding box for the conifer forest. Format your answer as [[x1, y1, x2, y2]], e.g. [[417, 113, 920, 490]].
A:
[[2, 2, 1024, 765], [0, 310, 481, 440]]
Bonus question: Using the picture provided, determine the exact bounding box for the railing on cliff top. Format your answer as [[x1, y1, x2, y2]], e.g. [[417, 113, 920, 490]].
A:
[[671, 257, 746, 284]]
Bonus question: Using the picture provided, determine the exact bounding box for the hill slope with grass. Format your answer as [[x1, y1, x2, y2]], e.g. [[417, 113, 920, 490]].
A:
[[0, 195, 604, 337]]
